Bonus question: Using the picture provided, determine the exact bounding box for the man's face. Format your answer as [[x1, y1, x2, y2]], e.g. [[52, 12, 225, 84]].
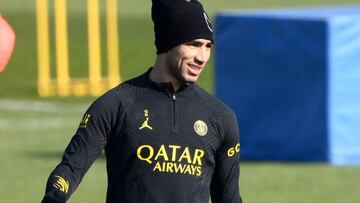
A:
[[165, 38, 212, 84]]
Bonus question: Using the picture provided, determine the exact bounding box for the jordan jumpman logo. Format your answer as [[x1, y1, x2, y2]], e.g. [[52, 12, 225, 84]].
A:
[[139, 109, 153, 130]]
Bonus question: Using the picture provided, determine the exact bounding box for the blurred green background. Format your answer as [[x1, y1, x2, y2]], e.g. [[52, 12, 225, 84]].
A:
[[1, 0, 360, 202]]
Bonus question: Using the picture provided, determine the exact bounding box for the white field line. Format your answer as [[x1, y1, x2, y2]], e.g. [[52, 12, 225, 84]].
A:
[[0, 99, 88, 113], [0, 117, 79, 130], [0, 99, 88, 130]]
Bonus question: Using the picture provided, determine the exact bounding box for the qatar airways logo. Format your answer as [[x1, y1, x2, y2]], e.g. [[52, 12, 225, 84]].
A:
[[136, 144, 205, 176]]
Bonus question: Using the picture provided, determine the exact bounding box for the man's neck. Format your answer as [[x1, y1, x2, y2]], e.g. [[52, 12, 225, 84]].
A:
[[150, 56, 181, 91]]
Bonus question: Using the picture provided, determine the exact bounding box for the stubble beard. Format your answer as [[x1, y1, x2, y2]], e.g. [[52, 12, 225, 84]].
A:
[[167, 58, 193, 86]]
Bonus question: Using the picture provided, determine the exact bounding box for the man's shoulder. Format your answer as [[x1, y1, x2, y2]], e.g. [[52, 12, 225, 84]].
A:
[[95, 71, 151, 107], [115, 72, 151, 95], [193, 84, 234, 116]]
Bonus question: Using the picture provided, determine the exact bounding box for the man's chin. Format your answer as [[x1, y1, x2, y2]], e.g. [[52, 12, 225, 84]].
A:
[[184, 77, 198, 84], [176, 73, 199, 85], [184, 81, 195, 85]]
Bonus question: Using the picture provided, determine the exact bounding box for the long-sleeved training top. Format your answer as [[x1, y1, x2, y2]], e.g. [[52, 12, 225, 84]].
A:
[[42, 68, 242, 203]]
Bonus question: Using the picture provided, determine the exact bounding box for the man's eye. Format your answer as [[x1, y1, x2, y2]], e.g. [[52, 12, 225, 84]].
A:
[[188, 43, 200, 47]]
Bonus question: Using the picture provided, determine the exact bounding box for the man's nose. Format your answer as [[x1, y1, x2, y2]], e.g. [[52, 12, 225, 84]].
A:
[[195, 47, 209, 64]]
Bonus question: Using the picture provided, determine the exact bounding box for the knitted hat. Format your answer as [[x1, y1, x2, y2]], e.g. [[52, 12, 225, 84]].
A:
[[151, 0, 213, 54]]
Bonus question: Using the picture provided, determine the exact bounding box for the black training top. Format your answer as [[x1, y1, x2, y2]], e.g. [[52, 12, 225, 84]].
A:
[[42, 68, 242, 203]]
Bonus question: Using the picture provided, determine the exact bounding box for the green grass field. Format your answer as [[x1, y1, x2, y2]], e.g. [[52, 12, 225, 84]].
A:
[[1, 0, 360, 202]]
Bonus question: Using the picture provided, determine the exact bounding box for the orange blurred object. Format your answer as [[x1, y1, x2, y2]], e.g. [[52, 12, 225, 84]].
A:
[[0, 15, 16, 73]]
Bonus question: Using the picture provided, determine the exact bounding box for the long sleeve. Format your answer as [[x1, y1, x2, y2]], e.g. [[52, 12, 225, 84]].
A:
[[210, 110, 242, 203], [41, 93, 119, 203]]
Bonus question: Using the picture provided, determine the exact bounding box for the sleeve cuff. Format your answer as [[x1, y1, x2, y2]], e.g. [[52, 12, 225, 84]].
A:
[[41, 196, 66, 203]]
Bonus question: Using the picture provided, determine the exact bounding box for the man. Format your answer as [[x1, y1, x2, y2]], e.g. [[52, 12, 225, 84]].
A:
[[42, 0, 242, 202]]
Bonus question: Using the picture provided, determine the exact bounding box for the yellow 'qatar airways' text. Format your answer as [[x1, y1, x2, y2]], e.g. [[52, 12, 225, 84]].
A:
[[137, 144, 205, 176]]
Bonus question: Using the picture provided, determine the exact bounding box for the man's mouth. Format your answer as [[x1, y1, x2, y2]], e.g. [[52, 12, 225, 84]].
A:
[[188, 64, 202, 76]]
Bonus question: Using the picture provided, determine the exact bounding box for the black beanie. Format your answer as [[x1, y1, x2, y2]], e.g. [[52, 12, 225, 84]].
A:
[[152, 0, 214, 54]]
